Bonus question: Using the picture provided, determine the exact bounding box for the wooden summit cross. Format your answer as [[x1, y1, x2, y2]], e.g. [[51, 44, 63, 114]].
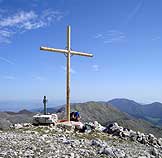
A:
[[40, 25, 93, 122]]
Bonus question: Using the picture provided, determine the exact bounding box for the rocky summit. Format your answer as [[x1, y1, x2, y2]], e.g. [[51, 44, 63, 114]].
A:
[[0, 122, 162, 158]]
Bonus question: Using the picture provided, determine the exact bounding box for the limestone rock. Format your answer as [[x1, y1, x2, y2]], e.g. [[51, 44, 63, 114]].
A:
[[99, 146, 126, 158], [91, 139, 107, 148], [0, 121, 162, 158], [14, 123, 23, 129], [150, 147, 159, 157], [157, 138, 162, 146]]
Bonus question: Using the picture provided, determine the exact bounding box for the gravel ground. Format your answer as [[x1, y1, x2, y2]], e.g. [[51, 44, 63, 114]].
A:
[[0, 125, 161, 158]]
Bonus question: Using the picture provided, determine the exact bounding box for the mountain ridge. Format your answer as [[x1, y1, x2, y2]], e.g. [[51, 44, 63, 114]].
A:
[[1, 99, 162, 137], [107, 98, 162, 126], [56, 101, 162, 137]]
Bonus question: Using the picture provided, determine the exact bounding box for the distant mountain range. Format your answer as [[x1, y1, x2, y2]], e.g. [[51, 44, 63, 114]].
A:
[[34, 98, 162, 127], [1, 98, 162, 137], [0, 109, 35, 130], [108, 98, 162, 126]]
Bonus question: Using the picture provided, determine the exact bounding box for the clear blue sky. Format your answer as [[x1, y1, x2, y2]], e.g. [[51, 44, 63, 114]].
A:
[[0, 0, 162, 108]]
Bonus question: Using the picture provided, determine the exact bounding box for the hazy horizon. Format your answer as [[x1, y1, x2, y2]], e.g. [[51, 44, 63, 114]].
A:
[[0, 97, 162, 112]]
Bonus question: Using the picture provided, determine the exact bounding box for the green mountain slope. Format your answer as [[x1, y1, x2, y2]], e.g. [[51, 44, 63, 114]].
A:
[[71, 101, 130, 124], [108, 99, 162, 126], [57, 101, 162, 137]]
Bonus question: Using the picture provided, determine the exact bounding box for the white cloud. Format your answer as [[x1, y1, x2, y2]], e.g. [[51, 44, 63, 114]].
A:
[[152, 36, 160, 41], [0, 30, 14, 43], [94, 30, 126, 44], [3, 75, 16, 80], [0, 30, 13, 37], [92, 64, 99, 72], [0, 9, 64, 44], [0, 11, 37, 27], [104, 30, 126, 44], [33, 76, 45, 81], [61, 66, 76, 74], [70, 68, 76, 74], [126, 0, 144, 23], [0, 56, 14, 64], [94, 33, 103, 39]]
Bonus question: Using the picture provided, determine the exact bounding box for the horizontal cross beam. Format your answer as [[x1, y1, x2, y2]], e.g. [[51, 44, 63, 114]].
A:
[[40, 46, 93, 57]]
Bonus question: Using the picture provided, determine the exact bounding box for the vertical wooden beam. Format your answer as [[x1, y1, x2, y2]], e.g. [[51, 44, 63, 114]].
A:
[[66, 25, 71, 122]]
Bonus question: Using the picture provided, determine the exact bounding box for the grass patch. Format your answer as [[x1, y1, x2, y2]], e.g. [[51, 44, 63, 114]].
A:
[[75, 131, 110, 141]]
